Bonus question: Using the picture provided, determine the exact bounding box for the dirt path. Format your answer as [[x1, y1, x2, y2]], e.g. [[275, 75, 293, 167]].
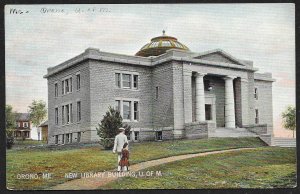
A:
[[50, 147, 256, 190]]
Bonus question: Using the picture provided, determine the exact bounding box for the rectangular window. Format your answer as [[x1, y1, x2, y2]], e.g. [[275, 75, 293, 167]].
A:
[[65, 79, 69, 93], [62, 106, 64, 125], [66, 134, 69, 143], [23, 122, 28, 128], [115, 100, 120, 112], [156, 131, 162, 141], [70, 133, 73, 143], [115, 73, 121, 88], [77, 101, 81, 122], [122, 74, 131, 88], [70, 77, 73, 92], [123, 101, 131, 120], [70, 103, 73, 123], [76, 74, 81, 90], [18, 122, 20, 128], [55, 135, 58, 144], [134, 131, 139, 141], [62, 77, 73, 95], [66, 104, 70, 124], [55, 108, 58, 125], [134, 101, 139, 121], [255, 109, 259, 124], [62, 103, 72, 125], [77, 132, 81, 142], [254, 87, 258, 100], [62, 134, 65, 144], [55, 83, 58, 97], [62, 81, 64, 95], [133, 75, 138, 89], [155, 86, 159, 99]]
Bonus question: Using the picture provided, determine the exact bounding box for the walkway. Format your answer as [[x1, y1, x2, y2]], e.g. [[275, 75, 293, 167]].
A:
[[50, 147, 257, 190]]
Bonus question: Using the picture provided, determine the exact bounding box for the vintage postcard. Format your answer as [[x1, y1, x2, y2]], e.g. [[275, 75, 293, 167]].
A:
[[5, 3, 296, 190]]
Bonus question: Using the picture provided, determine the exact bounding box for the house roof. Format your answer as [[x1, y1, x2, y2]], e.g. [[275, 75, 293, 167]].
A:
[[39, 120, 48, 127], [15, 113, 30, 121]]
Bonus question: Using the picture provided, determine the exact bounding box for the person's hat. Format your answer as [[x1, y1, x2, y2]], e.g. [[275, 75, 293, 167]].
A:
[[118, 127, 125, 132]]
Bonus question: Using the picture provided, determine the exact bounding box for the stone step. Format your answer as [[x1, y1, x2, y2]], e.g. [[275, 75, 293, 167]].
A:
[[272, 138, 296, 147]]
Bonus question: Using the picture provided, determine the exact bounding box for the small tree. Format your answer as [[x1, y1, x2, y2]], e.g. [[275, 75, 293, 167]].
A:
[[5, 105, 16, 149], [28, 100, 47, 140], [96, 106, 131, 149], [282, 105, 296, 138]]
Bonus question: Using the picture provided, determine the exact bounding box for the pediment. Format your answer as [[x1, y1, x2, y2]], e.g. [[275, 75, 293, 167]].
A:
[[193, 50, 244, 65]]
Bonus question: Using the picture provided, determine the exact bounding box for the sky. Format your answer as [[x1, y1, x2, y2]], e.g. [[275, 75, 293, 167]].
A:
[[5, 4, 295, 137]]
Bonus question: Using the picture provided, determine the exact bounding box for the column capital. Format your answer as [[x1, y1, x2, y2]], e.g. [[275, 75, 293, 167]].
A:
[[241, 78, 248, 82], [195, 72, 207, 77], [223, 75, 237, 80]]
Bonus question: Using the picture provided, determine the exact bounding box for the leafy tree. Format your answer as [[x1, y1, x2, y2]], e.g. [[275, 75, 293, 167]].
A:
[[282, 105, 296, 138], [28, 100, 47, 128], [96, 106, 131, 149], [6, 105, 16, 129], [5, 105, 16, 149]]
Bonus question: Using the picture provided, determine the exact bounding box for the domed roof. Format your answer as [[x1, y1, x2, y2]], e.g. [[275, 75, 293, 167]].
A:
[[135, 31, 190, 57]]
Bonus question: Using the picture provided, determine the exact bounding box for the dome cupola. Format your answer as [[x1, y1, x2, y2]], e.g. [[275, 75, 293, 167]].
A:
[[135, 30, 190, 57]]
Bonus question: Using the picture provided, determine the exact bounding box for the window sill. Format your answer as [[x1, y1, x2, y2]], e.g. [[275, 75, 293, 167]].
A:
[[62, 92, 73, 96], [123, 120, 139, 123], [116, 87, 140, 92]]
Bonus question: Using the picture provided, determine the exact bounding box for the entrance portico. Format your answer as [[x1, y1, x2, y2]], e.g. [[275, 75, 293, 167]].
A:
[[185, 71, 237, 128]]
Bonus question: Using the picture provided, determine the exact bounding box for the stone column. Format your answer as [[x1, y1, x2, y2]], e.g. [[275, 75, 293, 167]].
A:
[[224, 76, 236, 128], [183, 70, 193, 123], [195, 72, 206, 122]]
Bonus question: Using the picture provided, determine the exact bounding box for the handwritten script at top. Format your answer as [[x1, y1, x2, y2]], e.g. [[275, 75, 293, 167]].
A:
[[9, 7, 111, 15]]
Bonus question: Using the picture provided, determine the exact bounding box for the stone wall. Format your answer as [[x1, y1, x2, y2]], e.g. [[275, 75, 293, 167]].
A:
[[89, 60, 153, 136], [130, 127, 174, 142], [47, 61, 91, 145], [152, 62, 175, 128], [185, 122, 209, 139], [254, 79, 274, 133], [243, 124, 268, 135]]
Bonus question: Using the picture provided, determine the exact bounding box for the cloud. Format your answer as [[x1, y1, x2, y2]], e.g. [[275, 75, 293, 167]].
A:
[[5, 3, 295, 133]]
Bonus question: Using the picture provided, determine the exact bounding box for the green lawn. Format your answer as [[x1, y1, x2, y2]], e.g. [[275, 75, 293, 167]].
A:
[[6, 137, 266, 190], [13, 139, 47, 148], [101, 147, 296, 189]]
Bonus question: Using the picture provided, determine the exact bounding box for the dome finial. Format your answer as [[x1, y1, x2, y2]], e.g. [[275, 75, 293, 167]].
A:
[[162, 30, 166, 36]]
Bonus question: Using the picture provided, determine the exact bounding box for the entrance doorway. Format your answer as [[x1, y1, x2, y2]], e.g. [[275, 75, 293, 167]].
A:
[[205, 104, 212, 120]]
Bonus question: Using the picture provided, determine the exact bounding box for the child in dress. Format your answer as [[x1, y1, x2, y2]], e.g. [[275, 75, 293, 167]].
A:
[[119, 142, 130, 171]]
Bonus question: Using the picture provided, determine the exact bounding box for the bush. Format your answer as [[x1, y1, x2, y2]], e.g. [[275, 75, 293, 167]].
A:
[[6, 128, 15, 149], [96, 106, 131, 149], [99, 138, 115, 149]]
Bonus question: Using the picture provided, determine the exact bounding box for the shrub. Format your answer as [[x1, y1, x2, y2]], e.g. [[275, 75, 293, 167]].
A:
[[96, 106, 131, 149], [6, 128, 15, 149]]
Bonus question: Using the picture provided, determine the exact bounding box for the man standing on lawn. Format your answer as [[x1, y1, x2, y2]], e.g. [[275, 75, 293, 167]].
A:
[[113, 127, 128, 172]]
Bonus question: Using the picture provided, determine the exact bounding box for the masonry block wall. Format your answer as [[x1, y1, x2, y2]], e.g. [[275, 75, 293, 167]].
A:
[[47, 62, 91, 145], [172, 61, 185, 138], [89, 60, 153, 139], [254, 79, 274, 133], [152, 62, 174, 128], [247, 72, 256, 125]]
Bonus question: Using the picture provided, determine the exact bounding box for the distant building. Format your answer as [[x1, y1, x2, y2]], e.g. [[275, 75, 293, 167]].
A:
[[39, 120, 48, 142], [14, 113, 31, 139], [44, 32, 275, 145]]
